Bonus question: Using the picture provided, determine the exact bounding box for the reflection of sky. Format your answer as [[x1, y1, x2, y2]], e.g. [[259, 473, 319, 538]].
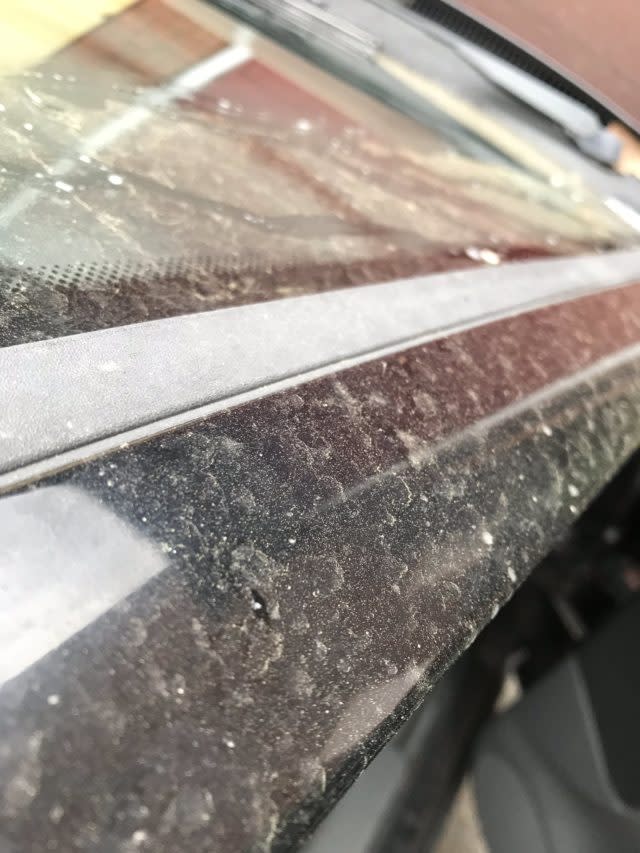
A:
[[0, 484, 168, 686]]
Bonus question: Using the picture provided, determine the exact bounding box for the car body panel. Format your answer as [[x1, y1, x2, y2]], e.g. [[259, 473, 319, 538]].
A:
[[2, 2, 640, 851]]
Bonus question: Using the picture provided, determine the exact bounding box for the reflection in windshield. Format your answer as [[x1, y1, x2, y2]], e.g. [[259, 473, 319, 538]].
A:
[[0, 0, 636, 347]]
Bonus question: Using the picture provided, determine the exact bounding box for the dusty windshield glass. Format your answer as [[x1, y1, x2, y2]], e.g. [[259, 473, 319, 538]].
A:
[[0, 0, 636, 347]]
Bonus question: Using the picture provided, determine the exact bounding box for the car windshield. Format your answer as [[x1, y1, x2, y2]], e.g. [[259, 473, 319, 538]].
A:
[[0, 0, 637, 348]]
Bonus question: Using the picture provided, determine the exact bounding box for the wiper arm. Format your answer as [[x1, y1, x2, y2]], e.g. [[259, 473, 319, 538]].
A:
[[452, 40, 621, 166]]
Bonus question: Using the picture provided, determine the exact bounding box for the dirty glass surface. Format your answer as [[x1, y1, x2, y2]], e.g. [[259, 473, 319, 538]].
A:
[[0, 0, 637, 347], [3, 5, 640, 853]]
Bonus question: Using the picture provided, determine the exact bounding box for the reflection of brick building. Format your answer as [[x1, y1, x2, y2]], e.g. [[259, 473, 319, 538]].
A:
[[1, 0, 634, 344], [47, 0, 225, 83], [37, 0, 629, 259]]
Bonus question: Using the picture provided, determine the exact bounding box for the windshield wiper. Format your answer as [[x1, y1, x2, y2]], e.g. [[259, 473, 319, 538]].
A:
[[402, 0, 640, 169], [451, 40, 621, 166]]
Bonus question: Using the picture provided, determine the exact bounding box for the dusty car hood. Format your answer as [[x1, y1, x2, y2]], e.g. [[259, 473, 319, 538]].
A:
[[2, 2, 640, 851]]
